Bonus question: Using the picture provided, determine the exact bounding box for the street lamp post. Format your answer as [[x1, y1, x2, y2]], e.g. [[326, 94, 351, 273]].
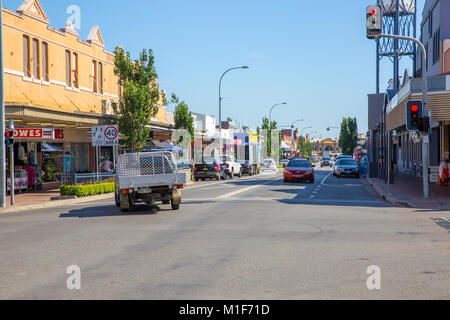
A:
[[269, 102, 287, 126], [219, 66, 249, 156]]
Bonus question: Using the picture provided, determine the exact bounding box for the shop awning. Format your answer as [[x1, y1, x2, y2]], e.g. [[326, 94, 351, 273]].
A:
[[42, 142, 64, 152]]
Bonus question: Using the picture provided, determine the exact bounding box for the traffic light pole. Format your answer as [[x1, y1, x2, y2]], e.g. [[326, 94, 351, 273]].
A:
[[8, 119, 14, 205], [374, 34, 429, 198], [0, 0, 6, 208]]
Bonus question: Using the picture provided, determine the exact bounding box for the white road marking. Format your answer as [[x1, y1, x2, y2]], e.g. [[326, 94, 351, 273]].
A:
[[320, 172, 333, 186], [217, 181, 272, 199], [182, 197, 382, 204]]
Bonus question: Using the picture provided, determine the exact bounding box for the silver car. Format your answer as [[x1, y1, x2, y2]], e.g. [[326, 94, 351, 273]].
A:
[[334, 159, 360, 178]]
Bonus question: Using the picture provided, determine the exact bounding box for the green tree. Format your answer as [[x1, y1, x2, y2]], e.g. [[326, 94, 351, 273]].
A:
[[171, 93, 194, 141], [112, 47, 160, 148], [298, 137, 313, 158], [338, 117, 358, 155]]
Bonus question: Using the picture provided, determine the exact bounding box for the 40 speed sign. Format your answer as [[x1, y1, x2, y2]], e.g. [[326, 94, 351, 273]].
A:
[[92, 125, 119, 146]]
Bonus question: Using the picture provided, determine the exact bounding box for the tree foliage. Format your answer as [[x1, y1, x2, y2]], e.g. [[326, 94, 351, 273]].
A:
[[112, 47, 160, 148], [338, 117, 358, 155], [298, 137, 313, 158], [171, 93, 194, 141]]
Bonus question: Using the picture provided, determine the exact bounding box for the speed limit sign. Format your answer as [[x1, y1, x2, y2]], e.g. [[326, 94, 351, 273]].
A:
[[92, 125, 119, 146]]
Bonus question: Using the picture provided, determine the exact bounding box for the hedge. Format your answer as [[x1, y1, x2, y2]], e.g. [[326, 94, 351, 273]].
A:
[[60, 182, 115, 197]]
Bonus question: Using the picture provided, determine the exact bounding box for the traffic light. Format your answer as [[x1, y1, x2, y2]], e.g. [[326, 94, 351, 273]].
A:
[[366, 5, 382, 39], [418, 117, 430, 133], [406, 100, 423, 132], [5, 130, 14, 146]]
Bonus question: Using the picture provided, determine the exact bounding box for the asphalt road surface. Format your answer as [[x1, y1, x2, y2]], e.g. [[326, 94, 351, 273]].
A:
[[0, 168, 449, 299]]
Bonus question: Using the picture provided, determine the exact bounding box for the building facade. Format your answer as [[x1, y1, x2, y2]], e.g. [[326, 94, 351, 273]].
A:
[[2, 0, 120, 188]]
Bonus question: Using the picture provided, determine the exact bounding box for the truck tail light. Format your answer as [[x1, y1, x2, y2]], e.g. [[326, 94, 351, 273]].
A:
[[226, 164, 230, 169], [176, 185, 184, 190], [121, 189, 130, 194]]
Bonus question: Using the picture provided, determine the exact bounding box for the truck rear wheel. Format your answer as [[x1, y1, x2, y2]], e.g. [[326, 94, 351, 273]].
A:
[[171, 200, 180, 210]]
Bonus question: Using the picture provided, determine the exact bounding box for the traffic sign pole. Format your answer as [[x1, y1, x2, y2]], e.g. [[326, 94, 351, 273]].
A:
[[9, 119, 14, 205]]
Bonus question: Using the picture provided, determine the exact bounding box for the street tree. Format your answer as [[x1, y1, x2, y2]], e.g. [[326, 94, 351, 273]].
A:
[[338, 117, 359, 155], [112, 47, 160, 148], [171, 93, 194, 142], [298, 137, 313, 159]]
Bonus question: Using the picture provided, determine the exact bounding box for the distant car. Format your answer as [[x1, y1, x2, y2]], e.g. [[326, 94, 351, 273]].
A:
[[239, 160, 257, 176], [321, 157, 332, 167], [280, 159, 290, 168], [334, 159, 360, 178], [284, 159, 315, 183], [262, 159, 277, 171], [194, 157, 227, 181]]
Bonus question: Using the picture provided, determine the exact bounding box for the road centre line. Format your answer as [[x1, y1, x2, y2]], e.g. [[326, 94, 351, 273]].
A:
[[217, 179, 276, 199]]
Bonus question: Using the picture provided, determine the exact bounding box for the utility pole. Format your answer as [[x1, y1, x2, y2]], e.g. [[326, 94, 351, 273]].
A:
[[0, 0, 6, 208]]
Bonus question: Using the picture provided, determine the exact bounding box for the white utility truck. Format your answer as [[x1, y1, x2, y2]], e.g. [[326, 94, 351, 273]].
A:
[[115, 150, 186, 212]]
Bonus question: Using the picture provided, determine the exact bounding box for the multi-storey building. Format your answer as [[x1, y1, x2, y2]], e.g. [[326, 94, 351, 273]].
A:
[[2, 0, 169, 188]]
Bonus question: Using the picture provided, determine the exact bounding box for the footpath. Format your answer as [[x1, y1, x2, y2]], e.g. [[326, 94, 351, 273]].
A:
[[0, 189, 114, 214], [0, 180, 195, 215], [366, 173, 450, 210]]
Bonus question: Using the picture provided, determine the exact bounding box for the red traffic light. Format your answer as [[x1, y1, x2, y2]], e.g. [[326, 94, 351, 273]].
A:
[[410, 104, 419, 112], [5, 131, 13, 138], [370, 9, 376, 16]]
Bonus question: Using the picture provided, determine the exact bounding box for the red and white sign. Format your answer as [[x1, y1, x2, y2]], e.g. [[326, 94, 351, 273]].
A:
[[14, 129, 43, 139], [54, 128, 65, 140], [92, 125, 119, 146]]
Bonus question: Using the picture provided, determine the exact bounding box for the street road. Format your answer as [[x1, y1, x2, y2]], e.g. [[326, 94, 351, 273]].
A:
[[0, 168, 449, 299]]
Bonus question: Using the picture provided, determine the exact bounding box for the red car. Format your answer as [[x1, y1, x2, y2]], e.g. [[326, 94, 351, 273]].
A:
[[284, 159, 315, 183]]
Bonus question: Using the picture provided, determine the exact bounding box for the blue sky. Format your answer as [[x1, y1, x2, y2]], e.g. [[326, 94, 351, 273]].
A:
[[4, 0, 425, 139]]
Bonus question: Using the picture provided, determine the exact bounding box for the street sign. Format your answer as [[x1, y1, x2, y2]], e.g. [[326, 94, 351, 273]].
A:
[[92, 125, 119, 146]]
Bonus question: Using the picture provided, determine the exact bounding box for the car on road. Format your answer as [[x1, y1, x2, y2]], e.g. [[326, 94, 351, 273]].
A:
[[334, 158, 360, 178], [262, 158, 277, 171], [284, 159, 315, 183], [321, 157, 332, 167], [194, 157, 227, 181], [221, 155, 242, 178], [239, 160, 257, 176]]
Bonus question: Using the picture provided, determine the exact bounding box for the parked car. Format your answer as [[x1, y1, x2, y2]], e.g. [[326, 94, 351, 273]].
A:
[[221, 155, 242, 178], [262, 158, 277, 171], [284, 159, 315, 183], [239, 160, 257, 176], [321, 157, 332, 167], [194, 157, 227, 181], [334, 158, 360, 178]]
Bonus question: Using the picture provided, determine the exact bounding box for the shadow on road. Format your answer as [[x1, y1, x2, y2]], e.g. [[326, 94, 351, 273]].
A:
[[59, 204, 173, 219]]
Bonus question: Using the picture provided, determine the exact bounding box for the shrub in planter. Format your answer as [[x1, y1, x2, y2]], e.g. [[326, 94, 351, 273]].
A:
[[60, 182, 115, 197]]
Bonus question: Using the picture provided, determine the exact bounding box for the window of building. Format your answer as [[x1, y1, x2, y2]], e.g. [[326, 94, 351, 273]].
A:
[[92, 60, 98, 93], [72, 53, 78, 88], [432, 28, 440, 65], [32, 39, 40, 79], [23, 35, 31, 77], [42, 42, 49, 82], [98, 62, 103, 94], [428, 10, 432, 39], [65, 50, 71, 86]]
